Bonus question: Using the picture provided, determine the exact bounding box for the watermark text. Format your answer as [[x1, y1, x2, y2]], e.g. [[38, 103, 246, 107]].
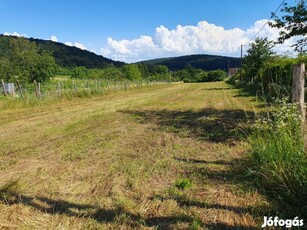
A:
[[262, 216, 303, 228]]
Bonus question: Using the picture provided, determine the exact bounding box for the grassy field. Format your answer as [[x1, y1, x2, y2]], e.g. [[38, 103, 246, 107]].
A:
[[0, 82, 272, 229]]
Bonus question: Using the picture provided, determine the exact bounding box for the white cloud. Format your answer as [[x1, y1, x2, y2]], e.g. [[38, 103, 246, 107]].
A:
[[245, 19, 301, 54], [64, 41, 87, 50], [65, 42, 73, 46], [3, 32, 26, 37], [73, 42, 87, 50], [50, 35, 58, 42], [101, 36, 158, 62], [155, 22, 248, 54], [101, 19, 300, 63]]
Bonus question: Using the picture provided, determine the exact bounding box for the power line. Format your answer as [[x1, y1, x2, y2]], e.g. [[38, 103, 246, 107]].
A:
[[245, 0, 286, 45]]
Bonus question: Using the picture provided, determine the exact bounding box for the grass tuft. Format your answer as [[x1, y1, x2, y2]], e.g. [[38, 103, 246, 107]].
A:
[[174, 178, 193, 190]]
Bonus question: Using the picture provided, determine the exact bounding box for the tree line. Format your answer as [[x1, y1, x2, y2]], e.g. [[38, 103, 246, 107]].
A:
[[0, 35, 228, 84]]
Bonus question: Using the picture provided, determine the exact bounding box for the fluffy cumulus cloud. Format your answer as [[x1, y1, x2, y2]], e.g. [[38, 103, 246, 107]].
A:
[[101, 20, 299, 63], [155, 22, 247, 54], [101, 36, 158, 61], [50, 35, 58, 42]]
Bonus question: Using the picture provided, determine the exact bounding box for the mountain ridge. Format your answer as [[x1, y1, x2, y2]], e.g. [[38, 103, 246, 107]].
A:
[[1, 35, 241, 72], [138, 54, 241, 71], [0, 35, 125, 69]]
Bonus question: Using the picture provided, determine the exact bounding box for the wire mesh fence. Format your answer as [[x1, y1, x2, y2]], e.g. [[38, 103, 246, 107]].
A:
[[0, 79, 171, 101]]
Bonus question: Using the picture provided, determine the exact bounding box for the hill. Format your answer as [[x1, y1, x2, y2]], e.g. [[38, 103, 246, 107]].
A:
[[139, 54, 241, 71], [0, 35, 125, 69]]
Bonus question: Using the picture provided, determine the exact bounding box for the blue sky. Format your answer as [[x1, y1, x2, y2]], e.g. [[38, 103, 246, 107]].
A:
[[0, 0, 298, 62]]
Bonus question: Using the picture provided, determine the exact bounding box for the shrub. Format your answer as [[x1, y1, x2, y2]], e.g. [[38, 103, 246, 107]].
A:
[[248, 98, 307, 213], [204, 70, 227, 82]]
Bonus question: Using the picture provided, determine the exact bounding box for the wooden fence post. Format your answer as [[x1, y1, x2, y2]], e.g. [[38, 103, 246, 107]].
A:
[[292, 63, 305, 127], [1, 79, 7, 96], [99, 80, 102, 91], [11, 83, 15, 97], [33, 80, 40, 98], [107, 80, 110, 89], [16, 80, 23, 98], [73, 80, 77, 94], [38, 82, 41, 98], [58, 81, 61, 97]]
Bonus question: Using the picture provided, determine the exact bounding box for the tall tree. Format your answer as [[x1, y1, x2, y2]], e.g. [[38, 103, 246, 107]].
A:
[[243, 37, 275, 82], [0, 36, 56, 82], [122, 64, 142, 80], [269, 0, 307, 53]]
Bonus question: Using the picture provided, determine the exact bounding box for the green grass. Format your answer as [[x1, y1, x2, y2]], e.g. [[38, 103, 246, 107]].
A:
[[248, 99, 307, 215], [0, 82, 279, 229]]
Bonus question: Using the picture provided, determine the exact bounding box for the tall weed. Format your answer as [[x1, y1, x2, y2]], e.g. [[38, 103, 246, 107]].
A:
[[248, 98, 307, 213]]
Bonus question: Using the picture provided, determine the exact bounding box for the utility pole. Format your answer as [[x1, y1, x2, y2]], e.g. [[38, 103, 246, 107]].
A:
[[228, 60, 230, 78], [240, 45, 243, 81]]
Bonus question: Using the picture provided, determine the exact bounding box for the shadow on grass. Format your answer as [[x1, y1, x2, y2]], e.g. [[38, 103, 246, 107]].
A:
[[173, 156, 307, 219], [233, 88, 257, 98], [0, 181, 260, 229], [174, 157, 255, 189], [122, 108, 259, 143], [0, 181, 180, 228], [228, 82, 270, 108], [173, 157, 231, 165], [226, 81, 258, 98], [150, 193, 269, 218], [203, 87, 233, 91]]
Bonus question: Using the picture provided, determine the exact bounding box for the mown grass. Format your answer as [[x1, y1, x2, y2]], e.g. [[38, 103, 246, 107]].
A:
[[0, 82, 281, 229]]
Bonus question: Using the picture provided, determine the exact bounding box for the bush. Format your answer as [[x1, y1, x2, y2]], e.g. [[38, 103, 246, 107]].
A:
[[248, 98, 307, 213], [204, 70, 227, 82], [256, 57, 295, 101]]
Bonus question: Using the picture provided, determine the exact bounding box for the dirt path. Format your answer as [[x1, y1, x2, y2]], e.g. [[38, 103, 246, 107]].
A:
[[0, 82, 269, 229]]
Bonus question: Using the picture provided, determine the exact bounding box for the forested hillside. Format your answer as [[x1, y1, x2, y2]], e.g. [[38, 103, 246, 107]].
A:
[[0, 35, 125, 69], [139, 54, 241, 71]]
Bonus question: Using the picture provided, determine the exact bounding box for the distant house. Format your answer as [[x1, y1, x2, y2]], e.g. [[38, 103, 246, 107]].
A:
[[228, 68, 239, 77]]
